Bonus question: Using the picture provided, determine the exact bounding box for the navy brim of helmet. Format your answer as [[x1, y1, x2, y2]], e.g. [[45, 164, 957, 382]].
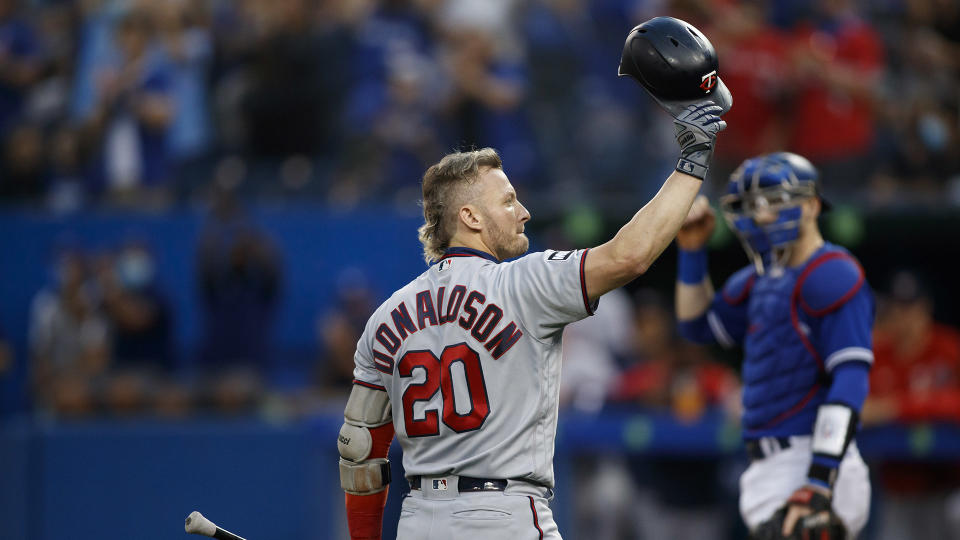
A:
[[820, 195, 833, 212], [631, 76, 733, 117]]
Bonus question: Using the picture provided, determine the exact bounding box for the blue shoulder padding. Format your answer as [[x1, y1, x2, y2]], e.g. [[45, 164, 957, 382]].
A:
[[799, 252, 865, 315], [721, 265, 756, 305]]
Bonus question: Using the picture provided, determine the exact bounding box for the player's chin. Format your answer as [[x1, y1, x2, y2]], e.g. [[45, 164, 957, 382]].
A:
[[500, 235, 528, 259], [513, 234, 530, 256]]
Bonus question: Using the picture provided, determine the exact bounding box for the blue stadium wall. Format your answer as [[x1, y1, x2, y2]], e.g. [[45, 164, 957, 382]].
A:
[[2, 413, 960, 540], [0, 207, 427, 413]]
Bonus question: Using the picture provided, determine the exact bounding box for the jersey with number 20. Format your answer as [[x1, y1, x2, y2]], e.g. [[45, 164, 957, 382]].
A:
[[352, 246, 595, 488]]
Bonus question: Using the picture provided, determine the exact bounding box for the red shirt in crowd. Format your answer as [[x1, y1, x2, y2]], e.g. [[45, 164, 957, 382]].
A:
[[788, 17, 884, 160], [714, 23, 792, 162], [871, 323, 960, 423], [611, 348, 738, 423], [870, 323, 960, 494]]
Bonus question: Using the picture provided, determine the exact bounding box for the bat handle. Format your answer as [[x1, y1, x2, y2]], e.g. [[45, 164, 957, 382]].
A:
[[213, 528, 247, 540], [185, 511, 248, 540]]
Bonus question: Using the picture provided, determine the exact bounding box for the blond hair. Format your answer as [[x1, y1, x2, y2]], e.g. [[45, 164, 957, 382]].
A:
[[418, 148, 502, 263]]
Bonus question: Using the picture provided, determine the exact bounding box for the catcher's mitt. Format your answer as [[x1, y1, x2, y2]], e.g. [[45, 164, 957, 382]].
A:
[[751, 487, 848, 540]]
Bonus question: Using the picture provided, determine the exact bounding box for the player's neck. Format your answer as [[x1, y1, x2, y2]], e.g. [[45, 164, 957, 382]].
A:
[[448, 234, 498, 260], [788, 229, 825, 267]]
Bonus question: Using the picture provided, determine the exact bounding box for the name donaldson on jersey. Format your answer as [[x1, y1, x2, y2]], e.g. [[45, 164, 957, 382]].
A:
[[370, 285, 524, 373]]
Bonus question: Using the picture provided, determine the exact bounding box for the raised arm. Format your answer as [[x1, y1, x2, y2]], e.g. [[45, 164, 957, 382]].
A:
[[675, 195, 717, 321], [584, 104, 727, 301]]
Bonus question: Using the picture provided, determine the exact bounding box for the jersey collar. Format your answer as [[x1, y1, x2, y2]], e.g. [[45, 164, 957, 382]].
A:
[[440, 246, 500, 263]]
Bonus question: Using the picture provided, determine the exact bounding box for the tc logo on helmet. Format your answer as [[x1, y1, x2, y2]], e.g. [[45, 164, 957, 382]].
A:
[[700, 70, 717, 93]]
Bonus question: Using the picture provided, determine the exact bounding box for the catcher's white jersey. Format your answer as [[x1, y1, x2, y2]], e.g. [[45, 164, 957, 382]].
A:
[[353, 246, 595, 488]]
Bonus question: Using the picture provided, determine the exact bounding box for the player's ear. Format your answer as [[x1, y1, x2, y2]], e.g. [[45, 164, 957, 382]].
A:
[[803, 197, 821, 219], [459, 204, 483, 232]]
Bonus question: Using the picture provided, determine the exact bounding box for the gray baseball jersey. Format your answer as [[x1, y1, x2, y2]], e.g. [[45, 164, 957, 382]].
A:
[[353, 246, 595, 488]]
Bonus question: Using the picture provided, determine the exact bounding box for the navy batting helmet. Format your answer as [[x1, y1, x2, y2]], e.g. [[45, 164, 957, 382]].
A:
[[618, 16, 732, 115]]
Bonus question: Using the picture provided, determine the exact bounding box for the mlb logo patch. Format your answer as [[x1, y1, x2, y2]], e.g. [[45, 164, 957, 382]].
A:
[[438, 259, 452, 272], [432, 479, 448, 491]]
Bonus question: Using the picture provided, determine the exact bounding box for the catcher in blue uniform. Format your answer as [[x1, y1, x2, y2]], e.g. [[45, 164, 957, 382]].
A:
[[673, 152, 873, 539]]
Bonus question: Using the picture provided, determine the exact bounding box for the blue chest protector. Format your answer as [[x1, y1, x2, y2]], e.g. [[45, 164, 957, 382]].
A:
[[679, 243, 874, 438], [741, 263, 822, 433]]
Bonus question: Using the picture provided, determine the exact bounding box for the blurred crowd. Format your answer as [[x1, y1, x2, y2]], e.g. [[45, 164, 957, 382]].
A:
[[560, 287, 742, 539], [557, 270, 960, 539], [25, 190, 283, 417], [0, 0, 958, 212]]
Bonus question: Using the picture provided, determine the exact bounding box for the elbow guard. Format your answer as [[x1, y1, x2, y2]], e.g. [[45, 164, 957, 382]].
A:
[[340, 457, 392, 496], [339, 384, 394, 495]]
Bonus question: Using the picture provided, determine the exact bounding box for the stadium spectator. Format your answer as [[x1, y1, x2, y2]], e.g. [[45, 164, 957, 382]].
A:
[[561, 286, 634, 413], [96, 240, 188, 416], [0, 121, 44, 201], [0, 0, 55, 204], [44, 122, 92, 213], [521, 0, 592, 192], [869, 1, 960, 206], [0, 1, 76, 206], [710, 2, 792, 187], [86, 9, 174, 207], [610, 289, 739, 540], [436, 5, 539, 187], [154, 0, 214, 185], [559, 286, 636, 540], [863, 269, 960, 540], [195, 188, 281, 413], [521, 0, 664, 203], [22, 2, 74, 127], [239, 0, 343, 162], [28, 247, 111, 416], [332, 4, 444, 205], [71, 0, 121, 122], [314, 267, 377, 399], [0, 0, 43, 137], [786, 0, 884, 198]]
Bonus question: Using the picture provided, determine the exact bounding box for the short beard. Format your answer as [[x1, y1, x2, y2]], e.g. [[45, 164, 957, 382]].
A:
[[486, 218, 528, 260]]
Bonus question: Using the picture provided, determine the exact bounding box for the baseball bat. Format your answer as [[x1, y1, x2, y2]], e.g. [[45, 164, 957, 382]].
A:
[[185, 511, 248, 540]]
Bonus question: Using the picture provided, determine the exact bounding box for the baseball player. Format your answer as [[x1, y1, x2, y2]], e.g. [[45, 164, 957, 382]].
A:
[[336, 18, 734, 539], [674, 152, 874, 539]]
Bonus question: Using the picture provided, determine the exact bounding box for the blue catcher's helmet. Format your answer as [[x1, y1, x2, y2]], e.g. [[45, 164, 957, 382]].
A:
[[720, 152, 827, 273]]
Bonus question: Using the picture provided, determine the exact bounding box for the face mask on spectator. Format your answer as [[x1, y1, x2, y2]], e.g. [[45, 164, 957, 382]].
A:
[[918, 113, 948, 152], [117, 251, 154, 289]]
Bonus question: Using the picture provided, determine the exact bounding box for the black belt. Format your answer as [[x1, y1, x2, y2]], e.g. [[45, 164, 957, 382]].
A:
[[408, 475, 508, 492], [745, 436, 791, 460]]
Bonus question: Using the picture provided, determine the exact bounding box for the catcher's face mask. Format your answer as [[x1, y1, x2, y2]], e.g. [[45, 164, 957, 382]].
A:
[[722, 153, 823, 276]]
